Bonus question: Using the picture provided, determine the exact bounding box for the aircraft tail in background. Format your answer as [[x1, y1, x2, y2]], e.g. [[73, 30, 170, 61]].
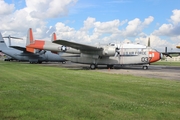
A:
[[26, 28, 41, 53], [50, 33, 59, 54], [0, 33, 8, 51], [26, 28, 34, 46], [51, 33, 57, 41]]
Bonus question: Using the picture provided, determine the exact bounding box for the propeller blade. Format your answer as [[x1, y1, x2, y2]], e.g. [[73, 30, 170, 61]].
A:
[[147, 37, 150, 47], [114, 52, 118, 57], [162, 53, 172, 58], [162, 47, 172, 58]]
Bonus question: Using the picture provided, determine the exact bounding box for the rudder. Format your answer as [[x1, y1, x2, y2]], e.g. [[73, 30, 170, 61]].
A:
[[26, 28, 34, 46]]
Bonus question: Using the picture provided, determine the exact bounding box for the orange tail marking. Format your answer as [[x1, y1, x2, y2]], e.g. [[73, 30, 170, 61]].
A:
[[26, 47, 35, 53], [51, 33, 57, 41], [26, 40, 45, 53], [29, 28, 34, 44]]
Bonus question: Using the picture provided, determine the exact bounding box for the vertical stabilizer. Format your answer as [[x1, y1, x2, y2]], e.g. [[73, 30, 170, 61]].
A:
[[51, 33, 57, 41], [51, 33, 58, 54], [26, 28, 35, 53], [8, 35, 12, 47], [0, 32, 8, 51], [0, 32, 4, 42], [26, 28, 34, 46]]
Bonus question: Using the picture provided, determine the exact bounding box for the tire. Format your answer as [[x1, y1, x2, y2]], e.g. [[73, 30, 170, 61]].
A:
[[90, 64, 96, 69], [107, 65, 113, 69], [38, 61, 42, 64], [142, 66, 148, 70]]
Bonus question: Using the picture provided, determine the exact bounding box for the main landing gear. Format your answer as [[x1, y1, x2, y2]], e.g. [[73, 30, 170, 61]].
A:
[[107, 65, 113, 69], [142, 66, 148, 70], [90, 64, 97, 69]]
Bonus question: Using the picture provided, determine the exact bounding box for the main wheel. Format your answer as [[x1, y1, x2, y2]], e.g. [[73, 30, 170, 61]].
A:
[[38, 61, 42, 64], [142, 66, 148, 70], [107, 65, 113, 69], [90, 64, 96, 69]]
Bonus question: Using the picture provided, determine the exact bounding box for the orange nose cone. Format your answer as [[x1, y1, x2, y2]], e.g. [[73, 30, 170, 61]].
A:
[[149, 51, 161, 63]]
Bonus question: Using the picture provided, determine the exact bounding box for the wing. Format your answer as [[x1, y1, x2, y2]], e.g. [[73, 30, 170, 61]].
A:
[[53, 40, 103, 51], [10, 46, 26, 51]]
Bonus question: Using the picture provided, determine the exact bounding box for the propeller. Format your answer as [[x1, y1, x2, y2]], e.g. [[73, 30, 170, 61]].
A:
[[114, 44, 120, 57], [147, 37, 150, 47], [162, 47, 172, 58], [147, 37, 171, 58]]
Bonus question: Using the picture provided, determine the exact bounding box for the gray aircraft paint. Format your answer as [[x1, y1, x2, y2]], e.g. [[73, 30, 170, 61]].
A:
[[0, 33, 66, 63]]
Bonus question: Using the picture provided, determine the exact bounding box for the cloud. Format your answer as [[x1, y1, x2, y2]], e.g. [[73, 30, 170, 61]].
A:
[[94, 19, 121, 34], [153, 9, 180, 37], [121, 16, 154, 37], [134, 35, 175, 52], [26, 0, 78, 19], [0, 0, 78, 40], [170, 9, 180, 25], [54, 16, 153, 44], [0, 0, 15, 15]]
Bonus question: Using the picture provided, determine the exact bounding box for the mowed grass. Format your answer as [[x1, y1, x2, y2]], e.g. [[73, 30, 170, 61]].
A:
[[0, 61, 180, 120], [152, 61, 180, 66]]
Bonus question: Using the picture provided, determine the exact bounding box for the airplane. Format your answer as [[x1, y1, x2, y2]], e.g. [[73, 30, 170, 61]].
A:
[[0, 32, 66, 63], [26, 28, 80, 55], [52, 39, 163, 70]]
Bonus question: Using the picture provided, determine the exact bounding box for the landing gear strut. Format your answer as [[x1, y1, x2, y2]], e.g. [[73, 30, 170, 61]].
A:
[[107, 65, 113, 69]]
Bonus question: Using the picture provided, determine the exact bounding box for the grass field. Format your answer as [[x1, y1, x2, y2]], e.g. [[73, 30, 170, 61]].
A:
[[0, 61, 180, 120], [152, 61, 180, 66]]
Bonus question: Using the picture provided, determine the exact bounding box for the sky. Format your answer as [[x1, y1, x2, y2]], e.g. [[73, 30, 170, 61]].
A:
[[0, 0, 180, 52]]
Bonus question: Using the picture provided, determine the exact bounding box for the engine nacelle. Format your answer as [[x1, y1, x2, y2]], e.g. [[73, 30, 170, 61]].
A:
[[102, 47, 116, 56]]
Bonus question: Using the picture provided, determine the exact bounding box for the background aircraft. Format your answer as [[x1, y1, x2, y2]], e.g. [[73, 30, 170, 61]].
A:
[[0, 32, 66, 63], [53, 39, 163, 69], [26, 28, 80, 55]]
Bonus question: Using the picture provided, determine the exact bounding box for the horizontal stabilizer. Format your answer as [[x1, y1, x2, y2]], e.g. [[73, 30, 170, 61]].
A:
[[26, 47, 35, 53], [10, 46, 26, 51], [3, 36, 23, 40]]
